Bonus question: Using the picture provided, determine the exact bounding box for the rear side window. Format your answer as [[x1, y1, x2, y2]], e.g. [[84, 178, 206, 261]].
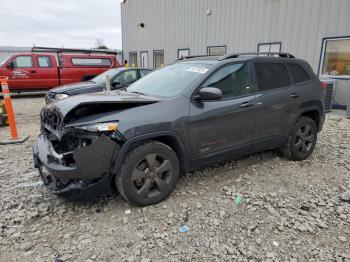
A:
[[254, 62, 290, 91], [115, 70, 138, 84], [288, 63, 310, 84], [13, 56, 33, 68], [71, 58, 112, 66], [37, 56, 52, 68], [140, 69, 151, 77]]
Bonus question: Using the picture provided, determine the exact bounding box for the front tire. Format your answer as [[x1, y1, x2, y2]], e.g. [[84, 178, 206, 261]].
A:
[[116, 141, 180, 206], [282, 116, 318, 161]]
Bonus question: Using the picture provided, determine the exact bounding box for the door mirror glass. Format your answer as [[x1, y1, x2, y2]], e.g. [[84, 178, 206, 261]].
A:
[[7, 61, 14, 69], [195, 87, 222, 101]]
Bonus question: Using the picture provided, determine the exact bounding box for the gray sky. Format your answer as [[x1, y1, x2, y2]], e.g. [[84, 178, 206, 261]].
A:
[[0, 0, 122, 49]]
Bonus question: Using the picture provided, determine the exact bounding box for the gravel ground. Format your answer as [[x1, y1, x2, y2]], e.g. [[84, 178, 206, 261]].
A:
[[0, 96, 350, 262]]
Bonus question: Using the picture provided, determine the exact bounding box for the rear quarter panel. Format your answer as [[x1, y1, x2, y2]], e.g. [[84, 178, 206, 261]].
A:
[[288, 72, 325, 132]]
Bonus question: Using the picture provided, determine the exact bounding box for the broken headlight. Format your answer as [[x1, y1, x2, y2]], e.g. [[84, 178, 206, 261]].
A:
[[74, 122, 119, 132]]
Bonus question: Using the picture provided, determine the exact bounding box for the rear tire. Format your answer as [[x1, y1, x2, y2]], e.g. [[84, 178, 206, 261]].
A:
[[282, 116, 317, 161], [116, 141, 180, 206]]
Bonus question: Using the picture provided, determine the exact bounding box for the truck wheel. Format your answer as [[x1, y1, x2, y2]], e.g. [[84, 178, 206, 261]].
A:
[[282, 116, 317, 161], [116, 141, 180, 206]]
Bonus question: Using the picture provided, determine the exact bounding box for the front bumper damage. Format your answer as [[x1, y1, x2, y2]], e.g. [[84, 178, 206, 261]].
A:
[[33, 133, 121, 201]]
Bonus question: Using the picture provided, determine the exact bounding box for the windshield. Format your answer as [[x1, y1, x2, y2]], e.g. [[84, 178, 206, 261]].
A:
[[0, 55, 10, 66], [91, 68, 124, 84], [127, 63, 212, 98]]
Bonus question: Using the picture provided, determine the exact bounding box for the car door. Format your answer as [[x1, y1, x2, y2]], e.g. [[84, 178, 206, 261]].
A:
[[251, 61, 303, 151], [6, 55, 36, 90], [32, 55, 59, 89], [111, 69, 138, 89], [189, 62, 258, 164]]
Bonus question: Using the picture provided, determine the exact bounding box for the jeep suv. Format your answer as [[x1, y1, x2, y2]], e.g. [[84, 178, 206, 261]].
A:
[[33, 52, 325, 206]]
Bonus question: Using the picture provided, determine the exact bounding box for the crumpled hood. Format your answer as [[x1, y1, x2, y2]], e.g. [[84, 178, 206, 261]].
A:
[[49, 81, 103, 94], [43, 90, 159, 120]]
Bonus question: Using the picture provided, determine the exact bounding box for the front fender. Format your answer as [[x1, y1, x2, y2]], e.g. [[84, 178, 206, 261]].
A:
[[110, 131, 190, 175]]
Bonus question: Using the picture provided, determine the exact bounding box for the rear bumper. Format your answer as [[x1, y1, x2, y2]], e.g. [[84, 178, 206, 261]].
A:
[[33, 133, 119, 200]]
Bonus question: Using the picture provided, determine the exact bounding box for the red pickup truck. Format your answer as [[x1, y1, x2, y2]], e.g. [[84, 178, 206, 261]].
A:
[[0, 53, 120, 91]]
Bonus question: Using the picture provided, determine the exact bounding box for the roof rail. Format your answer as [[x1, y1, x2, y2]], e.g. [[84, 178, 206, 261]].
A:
[[31, 46, 121, 55], [177, 55, 217, 61], [218, 52, 295, 61]]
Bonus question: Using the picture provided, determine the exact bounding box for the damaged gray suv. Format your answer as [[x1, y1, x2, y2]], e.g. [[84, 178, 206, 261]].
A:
[[33, 52, 325, 206]]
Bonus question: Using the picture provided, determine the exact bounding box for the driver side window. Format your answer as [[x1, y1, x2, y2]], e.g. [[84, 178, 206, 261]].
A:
[[203, 63, 251, 99], [115, 70, 138, 85], [13, 56, 33, 68]]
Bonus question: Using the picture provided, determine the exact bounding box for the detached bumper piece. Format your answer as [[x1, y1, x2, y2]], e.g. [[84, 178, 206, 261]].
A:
[[39, 168, 112, 201], [33, 133, 120, 201]]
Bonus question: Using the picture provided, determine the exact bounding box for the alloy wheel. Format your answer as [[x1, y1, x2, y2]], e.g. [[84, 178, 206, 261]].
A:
[[294, 124, 315, 155], [131, 153, 173, 199]]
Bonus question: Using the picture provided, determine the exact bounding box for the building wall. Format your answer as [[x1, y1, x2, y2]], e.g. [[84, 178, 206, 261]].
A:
[[121, 0, 350, 72], [0, 47, 31, 64]]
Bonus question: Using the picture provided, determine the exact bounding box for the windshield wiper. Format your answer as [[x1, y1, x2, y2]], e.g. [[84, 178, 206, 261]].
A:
[[130, 91, 146, 96]]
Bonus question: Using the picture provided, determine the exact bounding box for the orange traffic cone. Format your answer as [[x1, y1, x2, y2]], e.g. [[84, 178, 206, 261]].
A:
[[0, 76, 29, 144]]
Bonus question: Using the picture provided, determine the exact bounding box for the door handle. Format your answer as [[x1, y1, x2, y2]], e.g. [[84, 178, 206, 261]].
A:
[[289, 92, 299, 98], [240, 102, 254, 108], [31, 70, 36, 73]]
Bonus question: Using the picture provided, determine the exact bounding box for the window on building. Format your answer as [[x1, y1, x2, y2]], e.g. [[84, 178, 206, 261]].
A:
[[71, 58, 112, 66], [178, 49, 190, 59], [320, 38, 350, 76], [37, 56, 52, 68], [114, 69, 138, 85], [203, 63, 251, 99], [140, 52, 148, 68], [153, 50, 164, 69], [257, 42, 281, 54], [254, 62, 290, 91], [288, 63, 310, 84], [13, 56, 33, 68], [129, 52, 138, 67], [207, 46, 226, 56]]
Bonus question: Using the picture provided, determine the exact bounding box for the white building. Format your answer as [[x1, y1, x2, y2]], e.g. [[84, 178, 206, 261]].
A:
[[121, 0, 350, 79]]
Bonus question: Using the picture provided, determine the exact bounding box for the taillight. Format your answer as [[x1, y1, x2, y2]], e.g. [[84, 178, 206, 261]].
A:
[[321, 81, 327, 90]]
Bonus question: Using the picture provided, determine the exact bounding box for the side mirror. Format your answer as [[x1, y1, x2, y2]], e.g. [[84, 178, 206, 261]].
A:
[[111, 81, 123, 88], [195, 87, 222, 101], [7, 61, 14, 69]]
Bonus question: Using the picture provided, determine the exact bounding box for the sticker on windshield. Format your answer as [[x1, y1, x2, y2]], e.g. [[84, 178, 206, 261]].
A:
[[187, 67, 208, 74]]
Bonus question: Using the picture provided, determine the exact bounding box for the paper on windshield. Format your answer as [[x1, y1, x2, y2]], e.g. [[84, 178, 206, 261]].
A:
[[186, 67, 208, 74]]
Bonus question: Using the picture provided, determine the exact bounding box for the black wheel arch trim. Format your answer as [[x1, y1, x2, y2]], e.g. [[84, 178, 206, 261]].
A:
[[288, 103, 325, 132], [110, 131, 190, 176]]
